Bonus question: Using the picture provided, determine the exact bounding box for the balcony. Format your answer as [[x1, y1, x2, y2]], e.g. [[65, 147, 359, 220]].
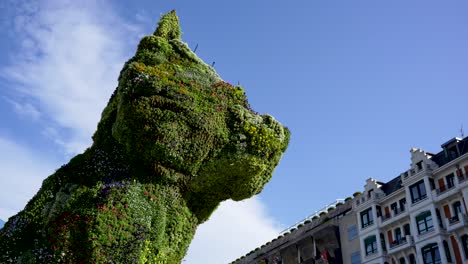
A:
[[381, 214, 392, 223], [445, 213, 468, 232], [361, 221, 375, 232], [388, 235, 414, 254], [401, 164, 433, 183], [435, 184, 455, 196], [392, 207, 406, 217], [365, 250, 378, 257], [379, 207, 408, 226], [458, 173, 468, 187], [355, 192, 383, 207], [432, 183, 458, 202]]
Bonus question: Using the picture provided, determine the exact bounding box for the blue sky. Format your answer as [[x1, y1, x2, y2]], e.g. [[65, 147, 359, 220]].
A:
[[1, 0, 468, 263]]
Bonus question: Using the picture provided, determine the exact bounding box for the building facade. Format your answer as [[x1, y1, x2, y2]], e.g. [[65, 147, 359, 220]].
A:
[[231, 137, 468, 264], [355, 137, 468, 264]]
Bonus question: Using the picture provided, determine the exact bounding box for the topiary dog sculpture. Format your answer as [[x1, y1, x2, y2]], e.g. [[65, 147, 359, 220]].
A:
[[0, 11, 289, 263]]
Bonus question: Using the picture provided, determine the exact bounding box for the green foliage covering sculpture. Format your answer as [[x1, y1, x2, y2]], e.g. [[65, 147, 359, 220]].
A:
[[0, 11, 289, 263]]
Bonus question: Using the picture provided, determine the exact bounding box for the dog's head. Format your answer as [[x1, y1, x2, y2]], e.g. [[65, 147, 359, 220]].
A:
[[95, 11, 289, 221]]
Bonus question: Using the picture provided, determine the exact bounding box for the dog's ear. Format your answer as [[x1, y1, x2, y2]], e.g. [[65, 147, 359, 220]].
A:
[[153, 10, 181, 40]]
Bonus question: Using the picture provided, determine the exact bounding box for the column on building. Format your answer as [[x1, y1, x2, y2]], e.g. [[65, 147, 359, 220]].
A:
[[372, 204, 379, 227], [462, 188, 468, 213], [296, 243, 300, 264], [423, 177, 433, 201], [429, 206, 442, 233], [375, 231, 383, 256], [415, 244, 424, 263]]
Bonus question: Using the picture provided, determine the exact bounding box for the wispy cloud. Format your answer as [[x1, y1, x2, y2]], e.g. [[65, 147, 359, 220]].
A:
[[0, 137, 57, 221], [185, 198, 282, 264], [3, 97, 41, 121], [2, 0, 143, 155]]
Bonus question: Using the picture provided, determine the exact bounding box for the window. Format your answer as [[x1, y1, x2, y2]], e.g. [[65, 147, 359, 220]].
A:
[[351, 251, 361, 264], [384, 206, 391, 219], [448, 146, 459, 160], [453, 201, 462, 220], [410, 180, 427, 203], [391, 202, 398, 214], [364, 235, 377, 255], [443, 240, 452, 262], [416, 161, 423, 170], [435, 209, 443, 228], [399, 257, 406, 264], [409, 254, 416, 264], [429, 178, 435, 190], [416, 211, 434, 235], [446, 173, 455, 189], [348, 225, 357, 241], [462, 235, 468, 259], [453, 201, 462, 214], [361, 208, 374, 228], [395, 228, 402, 242], [403, 223, 411, 236], [399, 198, 406, 211], [376, 205, 382, 218], [422, 243, 441, 264], [380, 233, 386, 251]]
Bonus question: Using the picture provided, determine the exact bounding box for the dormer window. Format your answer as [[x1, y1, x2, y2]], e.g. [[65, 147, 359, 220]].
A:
[[416, 161, 423, 171], [448, 146, 459, 160], [441, 137, 462, 162]]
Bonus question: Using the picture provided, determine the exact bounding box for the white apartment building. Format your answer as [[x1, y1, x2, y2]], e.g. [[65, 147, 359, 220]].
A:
[[354, 137, 468, 264], [232, 137, 468, 264]]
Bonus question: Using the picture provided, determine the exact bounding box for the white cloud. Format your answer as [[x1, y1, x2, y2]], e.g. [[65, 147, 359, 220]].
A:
[[3, 97, 41, 121], [184, 198, 282, 264], [0, 137, 57, 221], [2, 0, 143, 154]]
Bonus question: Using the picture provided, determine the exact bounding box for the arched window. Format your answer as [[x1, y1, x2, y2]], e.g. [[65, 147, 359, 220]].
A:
[[399, 257, 406, 264], [408, 254, 416, 264], [421, 243, 441, 264], [443, 240, 452, 262], [462, 234, 468, 259]]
